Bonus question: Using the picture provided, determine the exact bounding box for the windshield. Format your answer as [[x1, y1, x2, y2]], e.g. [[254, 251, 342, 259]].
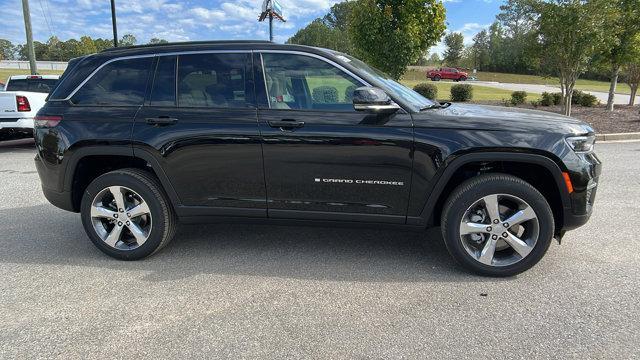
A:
[[331, 52, 436, 110]]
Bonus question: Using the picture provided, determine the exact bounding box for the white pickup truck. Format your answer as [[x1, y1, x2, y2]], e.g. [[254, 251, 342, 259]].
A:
[[0, 75, 60, 138]]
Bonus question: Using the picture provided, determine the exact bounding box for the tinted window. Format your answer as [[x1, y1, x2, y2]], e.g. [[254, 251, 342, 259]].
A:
[[178, 53, 251, 108], [150, 56, 176, 106], [262, 53, 362, 111], [72, 58, 152, 106], [6, 78, 58, 93]]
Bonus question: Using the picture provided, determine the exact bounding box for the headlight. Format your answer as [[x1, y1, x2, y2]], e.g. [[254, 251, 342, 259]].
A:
[[566, 135, 595, 153]]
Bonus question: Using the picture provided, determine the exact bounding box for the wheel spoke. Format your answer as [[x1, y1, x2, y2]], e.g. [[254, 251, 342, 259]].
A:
[[91, 206, 116, 219], [109, 186, 126, 212], [104, 225, 123, 247], [127, 222, 148, 246], [503, 205, 536, 227], [460, 222, 490, 235], [482, 194, 501, 222], [128, 202, 150, 219], [504, 232, 533, 258], [478, 238, 498, 265]]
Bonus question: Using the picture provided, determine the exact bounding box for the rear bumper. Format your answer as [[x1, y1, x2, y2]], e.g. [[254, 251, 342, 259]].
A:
[[0, 117, 34, 130], [42, 186, 75, 212]]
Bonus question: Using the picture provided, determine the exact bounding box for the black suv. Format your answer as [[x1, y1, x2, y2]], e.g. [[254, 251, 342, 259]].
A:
[[34, 41, 601, 276]]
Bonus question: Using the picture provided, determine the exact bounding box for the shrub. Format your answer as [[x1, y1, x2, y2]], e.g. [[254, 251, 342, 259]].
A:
[[540, 92, 554, 106], [530, 99, 541, 108], [579, 93, 598, 107], [450, 84, 473, 102], [551, 92, 562, 105], [510, 91, 527, 105], [413, 83, 438, 100], [571, 90, 585, 105]]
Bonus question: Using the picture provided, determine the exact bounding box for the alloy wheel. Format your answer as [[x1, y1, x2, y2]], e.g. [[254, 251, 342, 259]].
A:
[[459, 193, 539, 267], [90, 186, 152, 250]]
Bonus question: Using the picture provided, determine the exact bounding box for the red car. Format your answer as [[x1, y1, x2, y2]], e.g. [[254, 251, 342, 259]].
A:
[[427, 67, 468, 82]]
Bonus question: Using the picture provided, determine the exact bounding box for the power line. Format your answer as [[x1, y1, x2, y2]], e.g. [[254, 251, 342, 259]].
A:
[[37, 0, 54, 38]]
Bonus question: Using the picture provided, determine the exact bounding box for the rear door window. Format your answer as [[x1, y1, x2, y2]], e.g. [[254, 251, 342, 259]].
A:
[[72, 57, 153, 106], [150, 56, 177, 107], [177, 53, 252, 108]]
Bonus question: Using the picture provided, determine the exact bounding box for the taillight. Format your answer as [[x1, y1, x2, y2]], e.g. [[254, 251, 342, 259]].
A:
[[27, 75, 42, 79], [16, 96, 31, 112], [34, 115, 62, 128]]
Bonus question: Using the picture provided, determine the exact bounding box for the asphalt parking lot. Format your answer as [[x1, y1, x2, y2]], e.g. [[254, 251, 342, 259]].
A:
[[0, 138, 638, 359]]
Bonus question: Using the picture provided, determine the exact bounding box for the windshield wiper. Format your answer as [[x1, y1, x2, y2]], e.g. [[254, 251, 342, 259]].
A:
[[419, 102, 452, 111]]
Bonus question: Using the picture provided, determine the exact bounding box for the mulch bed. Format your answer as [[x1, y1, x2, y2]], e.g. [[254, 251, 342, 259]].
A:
[[476, 102, 640, 134]]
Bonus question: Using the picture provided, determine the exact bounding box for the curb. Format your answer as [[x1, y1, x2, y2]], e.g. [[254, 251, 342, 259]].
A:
[[596, 132, 640, 142]]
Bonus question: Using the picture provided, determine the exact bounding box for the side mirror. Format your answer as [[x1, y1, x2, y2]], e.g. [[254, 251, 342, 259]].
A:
[[352, 87, 400, 113]]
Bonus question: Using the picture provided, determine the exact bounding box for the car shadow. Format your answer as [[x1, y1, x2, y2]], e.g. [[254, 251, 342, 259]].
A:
[[0, 203, 514, 284], [0, 137, 35, 152]]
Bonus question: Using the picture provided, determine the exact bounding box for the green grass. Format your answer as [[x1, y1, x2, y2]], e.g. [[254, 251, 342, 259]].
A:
[[0, 68, 64, 84], [403, 68, 632, 95], [401, 79, 539, 103]]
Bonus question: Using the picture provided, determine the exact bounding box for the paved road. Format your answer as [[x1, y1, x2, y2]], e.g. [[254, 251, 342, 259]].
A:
[[0, 138, 638, 359], [472, 81, 639, 105]]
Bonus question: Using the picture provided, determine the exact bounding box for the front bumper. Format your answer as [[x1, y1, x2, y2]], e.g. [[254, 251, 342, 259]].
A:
[[562, 151, 601, 231]]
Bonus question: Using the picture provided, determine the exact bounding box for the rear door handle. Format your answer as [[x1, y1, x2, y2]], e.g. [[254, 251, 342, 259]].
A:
[[268, 119, 305, 129], [145, 117, 178, 125]]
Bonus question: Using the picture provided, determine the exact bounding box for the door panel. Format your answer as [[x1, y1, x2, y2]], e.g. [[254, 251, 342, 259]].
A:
[[132, 52, 266, 212], [259, 109, 414, 218]]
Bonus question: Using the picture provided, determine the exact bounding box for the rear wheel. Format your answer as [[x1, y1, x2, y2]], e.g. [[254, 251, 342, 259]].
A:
[[433, 75, 441, 81], [80, 168, 177, 260], [441, 174, 554, 276], [459, 76, 467, 81]]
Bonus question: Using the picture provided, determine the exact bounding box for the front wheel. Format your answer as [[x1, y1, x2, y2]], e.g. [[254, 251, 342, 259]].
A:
[[433, 75, 441, 81], [441, 174, 554, 277], [80, 168, 177, 260]]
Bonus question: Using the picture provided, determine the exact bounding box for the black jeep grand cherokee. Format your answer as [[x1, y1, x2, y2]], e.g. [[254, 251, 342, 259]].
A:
[[34, 41, 601, 276]]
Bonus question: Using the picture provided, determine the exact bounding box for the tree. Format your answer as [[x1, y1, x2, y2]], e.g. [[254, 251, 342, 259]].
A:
[[443, 32, 464, 66], [427, 52, 441, 66], [0, 39, 16, 60], [78, 36, 97, 55], [149, 38, 169, 44], [349, 0, 446, 79], [93, 38, 113, 52], [623, 34, 640, 106], [287, 1, 356, 54], [601, 0, 640, 111], [471, 30, 490, 70], [120, 34, 137, 47], [534, 0, 614, 116]]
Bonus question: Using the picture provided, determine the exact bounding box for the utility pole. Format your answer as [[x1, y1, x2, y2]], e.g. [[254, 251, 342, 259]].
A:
[[21, 0, 37, 75], [269, 12, 273, 42], [110, 0, 118, 47]]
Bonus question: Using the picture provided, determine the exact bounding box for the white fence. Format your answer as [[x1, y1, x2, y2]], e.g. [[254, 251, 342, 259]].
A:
[[0, 60, 68, 71]]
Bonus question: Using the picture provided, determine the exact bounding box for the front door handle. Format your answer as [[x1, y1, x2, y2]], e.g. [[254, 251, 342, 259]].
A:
[[268, 119, 305, 130], [146, 116, 178, 126]]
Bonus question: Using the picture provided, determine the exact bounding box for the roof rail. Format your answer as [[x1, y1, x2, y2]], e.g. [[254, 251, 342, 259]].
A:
[[100, 40, 273, 53]]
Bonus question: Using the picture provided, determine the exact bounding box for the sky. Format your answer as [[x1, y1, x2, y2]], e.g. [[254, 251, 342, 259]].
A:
[[0, 0, 503, 55]]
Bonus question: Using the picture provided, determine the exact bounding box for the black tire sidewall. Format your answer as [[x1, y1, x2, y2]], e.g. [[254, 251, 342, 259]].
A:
[[80, 171, 169, 260], [442, 176, 555, 276]]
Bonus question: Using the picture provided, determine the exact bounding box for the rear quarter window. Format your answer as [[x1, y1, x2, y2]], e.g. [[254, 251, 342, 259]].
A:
[[71, 57, 153, 106]]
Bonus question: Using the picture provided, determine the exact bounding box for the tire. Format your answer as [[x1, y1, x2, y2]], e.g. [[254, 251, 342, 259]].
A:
[[441, 173, 554, 277], [80, 168, 177, 260], [459, 76, 467, 82], [433, 75, 441, 81]]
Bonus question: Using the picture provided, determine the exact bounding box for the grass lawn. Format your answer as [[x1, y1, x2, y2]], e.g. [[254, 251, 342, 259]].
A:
[[0, 69, 64, 84], [400, 79, 540, 103], [403, 68, 632, 95]]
